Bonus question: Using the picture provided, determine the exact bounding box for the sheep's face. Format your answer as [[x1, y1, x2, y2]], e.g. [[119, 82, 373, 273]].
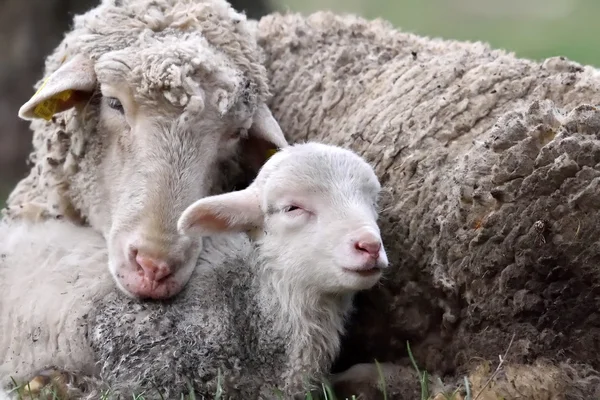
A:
[[18, 50, 288, 300], [96, 79, 227, 300], [178, 142, 389, 294]]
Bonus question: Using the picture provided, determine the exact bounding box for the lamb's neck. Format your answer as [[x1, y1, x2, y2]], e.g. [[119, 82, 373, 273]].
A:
[[255, 256, 355, 390]]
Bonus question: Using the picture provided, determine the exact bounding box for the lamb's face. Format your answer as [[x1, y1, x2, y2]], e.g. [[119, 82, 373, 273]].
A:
[[177, 143, 389, 294], [18, 41, 287, 300], [258, 143, 389, 292]]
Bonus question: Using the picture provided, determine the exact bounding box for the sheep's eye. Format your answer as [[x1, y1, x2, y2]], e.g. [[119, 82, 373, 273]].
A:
[[106, 97, 124, 114]]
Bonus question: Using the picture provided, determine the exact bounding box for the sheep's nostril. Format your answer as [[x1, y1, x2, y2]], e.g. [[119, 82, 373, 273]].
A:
[[135, 254, 174, 282], [128, 246, 138, 262]]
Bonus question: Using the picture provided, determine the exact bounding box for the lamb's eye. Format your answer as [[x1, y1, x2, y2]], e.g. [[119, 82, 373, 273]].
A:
[[283, 205, 301, 213], [106, 97, 124, 114]]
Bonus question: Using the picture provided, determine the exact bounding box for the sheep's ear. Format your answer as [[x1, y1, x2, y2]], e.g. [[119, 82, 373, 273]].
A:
[[177, 188, 263, 237], [19, 54, 97, 121], [242, 103, 288, 171]]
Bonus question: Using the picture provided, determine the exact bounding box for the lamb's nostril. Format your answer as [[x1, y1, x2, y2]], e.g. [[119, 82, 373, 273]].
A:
[[135, 253, 174, 282], [354, 240, 381, 259]]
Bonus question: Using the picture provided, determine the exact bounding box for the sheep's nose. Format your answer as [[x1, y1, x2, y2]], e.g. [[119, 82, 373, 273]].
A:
[[134, 253, 174, 281], [353, 234, 382, 259]]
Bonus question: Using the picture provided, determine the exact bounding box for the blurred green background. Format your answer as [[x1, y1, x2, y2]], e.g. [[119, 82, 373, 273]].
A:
[[0, 0, 595, 206]]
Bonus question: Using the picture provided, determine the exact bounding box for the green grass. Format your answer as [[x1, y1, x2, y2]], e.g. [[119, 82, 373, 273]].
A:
[[6, 340, 471, 400]]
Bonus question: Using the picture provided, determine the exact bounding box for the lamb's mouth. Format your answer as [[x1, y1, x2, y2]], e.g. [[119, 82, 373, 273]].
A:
[[342, 266, 382, 277]]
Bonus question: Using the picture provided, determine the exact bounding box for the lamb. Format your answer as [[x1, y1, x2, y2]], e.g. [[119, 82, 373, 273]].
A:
[[1, 142, 388, 399], [1, 0, 288, 301], [252, 11, 600, 397], [89, 141, 388, 399]]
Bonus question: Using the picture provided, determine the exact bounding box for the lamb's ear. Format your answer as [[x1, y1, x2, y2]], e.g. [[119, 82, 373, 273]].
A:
[[19, 54, 97, 121], [177, 188, 263, 237], [242, 103, 289, 171]]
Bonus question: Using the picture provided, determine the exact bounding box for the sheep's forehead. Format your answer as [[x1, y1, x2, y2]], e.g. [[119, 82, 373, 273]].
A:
[[263, 144, 381, 205], [95, 37, 243, 109], [61, 0, 263, 110]]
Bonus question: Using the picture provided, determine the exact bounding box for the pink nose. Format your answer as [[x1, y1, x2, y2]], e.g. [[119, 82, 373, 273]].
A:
[[354, 236, 381, 259], [135, 253, 174, 282]]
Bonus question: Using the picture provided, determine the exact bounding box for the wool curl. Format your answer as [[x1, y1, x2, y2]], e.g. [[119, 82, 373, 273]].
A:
[[3, 0, 271, 224], [256, 10, 600, 381]]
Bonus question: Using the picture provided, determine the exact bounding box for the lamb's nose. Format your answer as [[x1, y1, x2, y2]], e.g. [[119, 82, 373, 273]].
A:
[[353, 235, 382, 259]]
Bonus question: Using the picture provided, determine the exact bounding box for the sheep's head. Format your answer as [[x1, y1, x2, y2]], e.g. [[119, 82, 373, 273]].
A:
[[15, 0, 287, 300], [178, 142, 389, 293]]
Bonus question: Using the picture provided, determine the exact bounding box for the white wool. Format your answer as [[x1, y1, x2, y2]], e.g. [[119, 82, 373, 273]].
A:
[[0, 219, 112, 392]]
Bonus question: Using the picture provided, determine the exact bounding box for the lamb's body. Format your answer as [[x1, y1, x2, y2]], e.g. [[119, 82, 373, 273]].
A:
[[0, 219, 111, 391], [255, 10, 600, 396], [91, 234, 350, 398]]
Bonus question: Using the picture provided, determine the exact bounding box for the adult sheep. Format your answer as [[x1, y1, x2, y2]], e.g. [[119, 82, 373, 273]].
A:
[[1, 0, 287, 300], [254, 10, 600, 394]]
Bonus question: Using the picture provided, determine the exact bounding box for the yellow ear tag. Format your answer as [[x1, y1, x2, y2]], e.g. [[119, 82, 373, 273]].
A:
[[33, 90, 74, 121], [265, 148, 278, 160]]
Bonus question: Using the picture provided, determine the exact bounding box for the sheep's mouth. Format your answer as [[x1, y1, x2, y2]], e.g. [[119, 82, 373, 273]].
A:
[[117, 273, 184, 300]]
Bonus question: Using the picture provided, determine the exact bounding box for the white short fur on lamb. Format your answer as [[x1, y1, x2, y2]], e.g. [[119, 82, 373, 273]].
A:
[[2, 0, 288, 301]]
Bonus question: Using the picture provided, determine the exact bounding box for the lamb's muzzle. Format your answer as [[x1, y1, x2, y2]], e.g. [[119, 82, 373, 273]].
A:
[[345, 228, 388, 274]]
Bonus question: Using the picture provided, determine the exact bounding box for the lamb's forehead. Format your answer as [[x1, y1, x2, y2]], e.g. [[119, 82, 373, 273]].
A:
[[261, 143, 381, 199]]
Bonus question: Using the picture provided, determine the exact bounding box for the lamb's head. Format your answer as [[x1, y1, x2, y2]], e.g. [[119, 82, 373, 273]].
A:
[[179, 142, 389, 292], [16, 0, 287, 299]]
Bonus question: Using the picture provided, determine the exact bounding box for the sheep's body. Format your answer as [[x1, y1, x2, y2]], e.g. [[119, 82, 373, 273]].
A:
[[7, 7, 600, 398], [0, 219, 111, 395], [256, 11, 600, 394]]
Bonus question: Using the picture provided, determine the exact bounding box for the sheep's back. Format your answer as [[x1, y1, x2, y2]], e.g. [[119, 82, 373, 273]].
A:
[[257, 11, 600, 379]]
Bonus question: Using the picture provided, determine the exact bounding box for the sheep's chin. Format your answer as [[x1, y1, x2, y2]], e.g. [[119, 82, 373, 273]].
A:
[[115, 271, 184, 300], [107, 256, 197, 300]]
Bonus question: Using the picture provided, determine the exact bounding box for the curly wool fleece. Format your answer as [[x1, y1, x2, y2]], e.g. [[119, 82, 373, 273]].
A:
[[256, 10, 600, 380], [3, 0, 270, 223]]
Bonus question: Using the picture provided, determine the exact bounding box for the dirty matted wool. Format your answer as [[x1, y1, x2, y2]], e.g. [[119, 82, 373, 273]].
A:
[[256, 10, 600, 384]]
